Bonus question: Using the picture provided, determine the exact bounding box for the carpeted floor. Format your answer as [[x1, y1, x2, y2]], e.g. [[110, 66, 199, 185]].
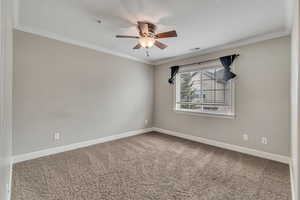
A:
[[12, 132, 291, 200]]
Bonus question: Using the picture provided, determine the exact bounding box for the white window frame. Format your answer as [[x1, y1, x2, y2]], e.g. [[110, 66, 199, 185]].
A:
[[173, 62, 236, 119]]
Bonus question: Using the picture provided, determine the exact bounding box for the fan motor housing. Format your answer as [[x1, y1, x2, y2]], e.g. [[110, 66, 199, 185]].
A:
[[147, 22, 157, 35], [138, 21, 157, 36]]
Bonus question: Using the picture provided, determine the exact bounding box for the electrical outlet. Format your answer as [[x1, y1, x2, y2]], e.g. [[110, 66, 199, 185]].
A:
[[144, 120, 148, 125], [261, 137, 268, 145], [243, 134, 248, 141], [54, 132, 60, 141]]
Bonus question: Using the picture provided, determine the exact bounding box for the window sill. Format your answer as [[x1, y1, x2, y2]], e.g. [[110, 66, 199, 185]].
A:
[[174, 109, 235, 119]]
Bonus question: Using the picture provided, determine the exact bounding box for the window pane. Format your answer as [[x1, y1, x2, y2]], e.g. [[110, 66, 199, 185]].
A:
[[202, 79, 214, 90], [180, 72, 200, 103], [203, 90, 214, 104], [215, 91, 226, 104], [180, 104, 202, 110], [216, 81, 225, 90], [176, 65, 234, 115]]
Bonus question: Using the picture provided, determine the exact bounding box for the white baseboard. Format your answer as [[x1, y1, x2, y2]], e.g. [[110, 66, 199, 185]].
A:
[[289, 161, 296, 200], [153, 127, 291, 164], [12, 127, 293, 199], [8, 159, 12, 200], [13, 128, 153, 163], [13, 126, 291, 164]]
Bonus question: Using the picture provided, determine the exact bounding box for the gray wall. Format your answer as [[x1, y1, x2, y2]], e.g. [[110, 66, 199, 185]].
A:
[[291, 0, 300, 198], [0, 0, 13, 199], [13, 30, 154, 155], [154, 37, 291, 156], [13, 30, 291, 159]]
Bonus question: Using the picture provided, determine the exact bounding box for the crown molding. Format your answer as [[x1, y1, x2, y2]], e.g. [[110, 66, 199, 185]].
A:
[[153, 30, 291, 65], [14, 24, 291, 67], [14, 25, 153, 65], [12, 0, 293, 67]]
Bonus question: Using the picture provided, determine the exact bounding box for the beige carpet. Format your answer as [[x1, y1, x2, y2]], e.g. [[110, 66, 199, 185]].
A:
[[12, 132, 291, 200]]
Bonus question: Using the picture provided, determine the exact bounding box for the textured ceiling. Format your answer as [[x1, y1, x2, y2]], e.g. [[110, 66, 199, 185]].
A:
[[15, 0, 293, 63]]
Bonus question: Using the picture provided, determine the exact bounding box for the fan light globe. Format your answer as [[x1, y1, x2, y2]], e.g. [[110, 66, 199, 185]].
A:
[[139, 36, 155, 48]]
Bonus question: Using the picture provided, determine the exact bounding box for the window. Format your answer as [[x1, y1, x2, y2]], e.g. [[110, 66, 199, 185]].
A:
[[175, 62, 235, 117]]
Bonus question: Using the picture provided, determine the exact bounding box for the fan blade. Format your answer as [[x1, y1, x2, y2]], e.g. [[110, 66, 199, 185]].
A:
[[155, 30, 177, 38], [137, 21, 149, 36], [116, 35, 139, 39], [133, 43, 142, 49], [154, 40, 168, 49]]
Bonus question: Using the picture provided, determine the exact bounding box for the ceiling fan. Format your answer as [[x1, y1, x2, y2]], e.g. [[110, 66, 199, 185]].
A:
[[116, 21, 177, 50]]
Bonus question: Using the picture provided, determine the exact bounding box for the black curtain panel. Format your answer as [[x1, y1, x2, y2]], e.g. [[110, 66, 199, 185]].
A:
[[168, 66, 179, 84], [220, 55, 237, 81], [168, 54, 238, 84]]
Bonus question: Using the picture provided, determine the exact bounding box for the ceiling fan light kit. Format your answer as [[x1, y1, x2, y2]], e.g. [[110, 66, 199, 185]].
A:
[[139, 36, 155, 48], [115, 21, 178, 53]]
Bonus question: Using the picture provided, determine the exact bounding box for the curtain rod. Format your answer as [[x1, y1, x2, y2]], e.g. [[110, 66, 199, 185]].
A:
[[178, 54, 240, 68]]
